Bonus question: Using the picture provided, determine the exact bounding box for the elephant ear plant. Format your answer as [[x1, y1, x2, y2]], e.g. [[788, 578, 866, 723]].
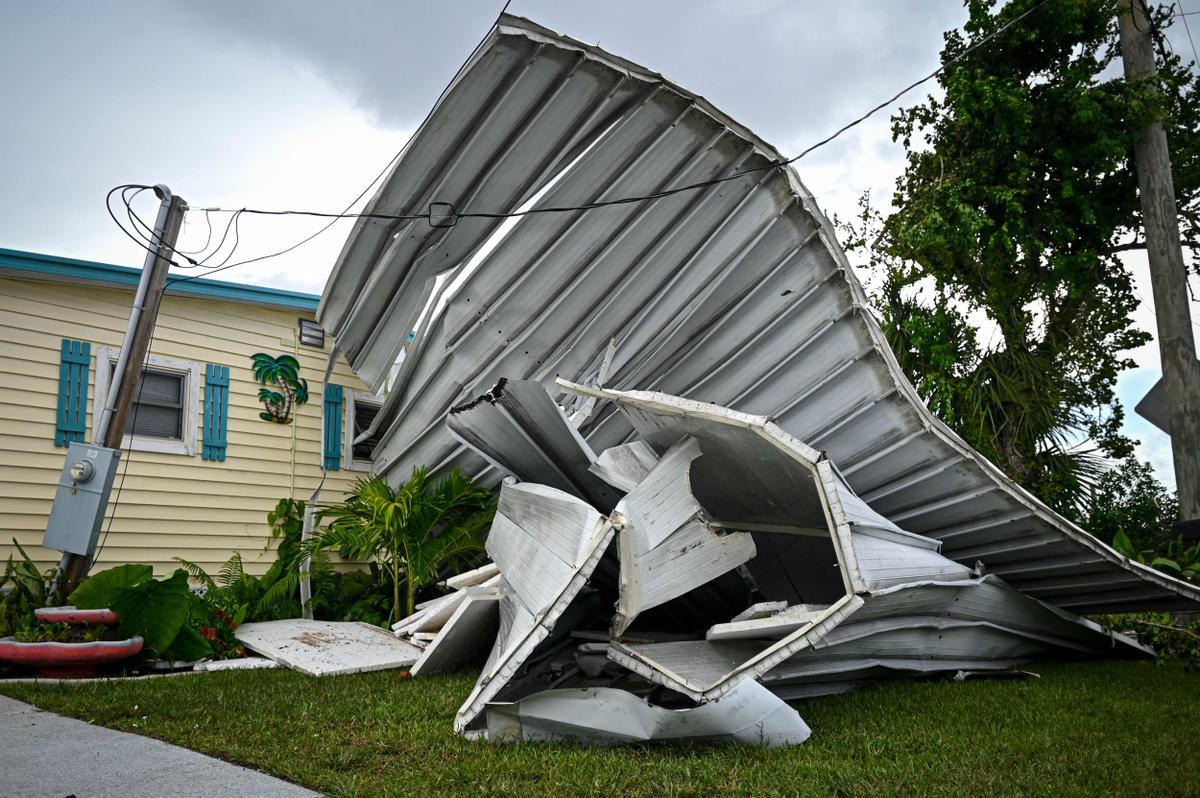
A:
[[69, 565, 211, 661], [1, 540, 51, 638], [308, 468, 496, 623]]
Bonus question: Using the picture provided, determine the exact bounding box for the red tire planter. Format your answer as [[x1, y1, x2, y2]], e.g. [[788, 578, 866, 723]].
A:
[[0, 636, 144, 678], [34, 607, 119, 625]]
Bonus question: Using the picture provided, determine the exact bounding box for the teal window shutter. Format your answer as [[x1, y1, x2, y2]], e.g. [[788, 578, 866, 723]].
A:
[[55, 338, 90, 446], [323, 384, 343, 471], [203, 364, 230, 461]]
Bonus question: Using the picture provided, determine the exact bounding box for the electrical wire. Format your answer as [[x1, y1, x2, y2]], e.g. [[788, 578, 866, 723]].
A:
[[1175, 0, 1200, 69], [1138, 0, 1173, 62], [119, 0, 1051, 289], [186, 0, 1055, 238]]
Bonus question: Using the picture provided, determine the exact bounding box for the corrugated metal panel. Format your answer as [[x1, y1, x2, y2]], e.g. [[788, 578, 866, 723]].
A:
[[612, 436, 756, 634], [446, 378, 617, 510], [319, 13, 1200, 614]]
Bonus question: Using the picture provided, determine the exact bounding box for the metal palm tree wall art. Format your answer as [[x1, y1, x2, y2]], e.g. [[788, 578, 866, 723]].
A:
[[251, 353, 309, 424]]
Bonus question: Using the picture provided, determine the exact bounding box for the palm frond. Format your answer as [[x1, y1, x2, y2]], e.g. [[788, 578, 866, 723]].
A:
[[217, 551, 246, 588], [173, 557, 219, 592]]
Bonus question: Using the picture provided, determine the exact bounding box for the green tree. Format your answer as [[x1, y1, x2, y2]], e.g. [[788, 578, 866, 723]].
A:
[[1083, 455, 1177, 551], [251, 353, 309, 424], [842, 0, 1200, 512], [308, 469, 495, 621]]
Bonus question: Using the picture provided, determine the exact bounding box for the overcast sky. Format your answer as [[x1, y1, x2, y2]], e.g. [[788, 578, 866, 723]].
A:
[[2, 1, 1197, 488]]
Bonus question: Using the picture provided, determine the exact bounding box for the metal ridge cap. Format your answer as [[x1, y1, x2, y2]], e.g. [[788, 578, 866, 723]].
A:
[[496, 13, 790, 170]]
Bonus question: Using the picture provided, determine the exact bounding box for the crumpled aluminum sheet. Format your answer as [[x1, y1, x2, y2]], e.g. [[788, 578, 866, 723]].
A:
[[319, 14, 1199, 614]]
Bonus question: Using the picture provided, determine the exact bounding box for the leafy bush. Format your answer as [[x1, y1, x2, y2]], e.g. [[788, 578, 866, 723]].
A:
[[178, 497, 396, 631], [310, 468, 495, 622], [13, 621, 102, 644], [1111, 530, 1200, 585], [1097, 613, 1200, 670], [0, 540, 50, 638], [1084, 457, 1179, 555]]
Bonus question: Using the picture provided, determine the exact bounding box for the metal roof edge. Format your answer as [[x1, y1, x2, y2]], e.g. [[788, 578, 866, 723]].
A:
[[0, 248, 320, 312]]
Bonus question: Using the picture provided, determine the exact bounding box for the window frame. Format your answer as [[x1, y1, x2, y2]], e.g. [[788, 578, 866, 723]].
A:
[[93, 346, 201, 456], [342, 389, 383, 471]]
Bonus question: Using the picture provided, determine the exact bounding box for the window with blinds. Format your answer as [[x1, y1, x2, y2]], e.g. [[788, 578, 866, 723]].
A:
[[351, 399, 382, 463], [108, 363, 186, 440]]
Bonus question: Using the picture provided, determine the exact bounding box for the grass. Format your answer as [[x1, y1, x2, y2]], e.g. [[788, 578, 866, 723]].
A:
[[1, 661, 1197, 797]]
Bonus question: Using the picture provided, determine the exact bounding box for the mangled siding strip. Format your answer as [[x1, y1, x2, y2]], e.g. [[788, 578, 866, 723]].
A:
[[321, 13, 1200, 612], [409, 593, 500, 677], [755, 577, 1150, 697], [730, 601, 790, 622], [706, 604, 829, 641], [608, 594, 865, 703], [589, 440, 659, 491], [442, 561, 501, 591], [447, 379, 618, 510], [391, 575, 501, 635], [456, 482, 616, 732], [613, 437, 755, 634], [488, 483, 608, 612], [816, 462, 973, 591], [485, 679, 810, 747]]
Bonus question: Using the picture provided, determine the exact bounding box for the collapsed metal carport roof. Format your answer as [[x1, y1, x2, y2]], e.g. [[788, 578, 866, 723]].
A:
[[318, 13, 1200, 614]]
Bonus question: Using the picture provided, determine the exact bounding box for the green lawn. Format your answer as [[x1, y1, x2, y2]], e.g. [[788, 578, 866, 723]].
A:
[[1, 661, 1197, 797]]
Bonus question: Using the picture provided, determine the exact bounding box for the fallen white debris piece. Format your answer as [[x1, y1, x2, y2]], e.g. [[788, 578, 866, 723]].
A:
[[730, 602, 790, 623], [455, 481, 616, 733], [195, 657, 280, 672], [409, 593, 500, 677], [441, 562, 500, 591], [235, 620, 423, 677], [612, 436, 756, 635], [485, 679, 810, 747], [707, 605, 830, 641]]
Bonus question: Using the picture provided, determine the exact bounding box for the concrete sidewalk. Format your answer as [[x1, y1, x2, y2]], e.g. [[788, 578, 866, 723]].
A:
[[0, 695, 321, 798]]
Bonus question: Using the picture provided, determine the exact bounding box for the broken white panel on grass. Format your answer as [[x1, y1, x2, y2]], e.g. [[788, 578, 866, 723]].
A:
[[194, 656, 280, 672], [234, 620, 423, 677], [409, 592, 500, 677], [485, 678, 810, 748], [455, 480, 616, 732], [612, 436, 755, 635]]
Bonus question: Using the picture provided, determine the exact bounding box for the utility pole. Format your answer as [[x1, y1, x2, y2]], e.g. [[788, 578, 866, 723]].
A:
[[54, 185, 187, 597], [1118, 0, 1200, 522]]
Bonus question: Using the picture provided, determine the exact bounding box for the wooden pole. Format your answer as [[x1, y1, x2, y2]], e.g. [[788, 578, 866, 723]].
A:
[[56, 189, 187, 597], [1118, 0, 1200, 521], [102, 194, 186, 449]]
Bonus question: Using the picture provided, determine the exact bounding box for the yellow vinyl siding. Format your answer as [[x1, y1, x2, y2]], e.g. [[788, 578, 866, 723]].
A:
[[0, 273, 372, 576]]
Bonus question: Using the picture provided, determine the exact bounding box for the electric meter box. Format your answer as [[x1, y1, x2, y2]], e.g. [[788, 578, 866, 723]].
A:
[[42, 442, 122, 556]]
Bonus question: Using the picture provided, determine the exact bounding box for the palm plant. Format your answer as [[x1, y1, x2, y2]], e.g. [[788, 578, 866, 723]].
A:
[[251, 353, 309, 424], [308, 468, 495, 621]]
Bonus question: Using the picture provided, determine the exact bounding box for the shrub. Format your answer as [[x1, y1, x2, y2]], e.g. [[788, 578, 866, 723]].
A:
[[1097, 613, 1200, 670]]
